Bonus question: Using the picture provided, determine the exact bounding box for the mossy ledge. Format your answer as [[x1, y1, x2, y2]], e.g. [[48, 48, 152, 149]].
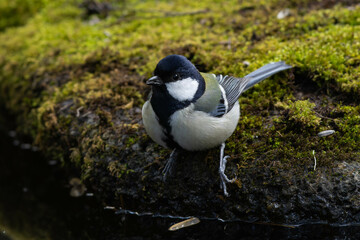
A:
[[0, 0, 359, 225]]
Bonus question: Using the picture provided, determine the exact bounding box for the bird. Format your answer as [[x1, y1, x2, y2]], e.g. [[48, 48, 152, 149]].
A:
[[142, 55, 292, 196]]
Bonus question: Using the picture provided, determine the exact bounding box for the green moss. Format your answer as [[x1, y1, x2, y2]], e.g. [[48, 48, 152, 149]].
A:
[[0, 0, 48, 31], [276, 100, 321, 128], [70, 148, 82, 167], [108, 161, 134, 179], [125, 135, 140, 147]]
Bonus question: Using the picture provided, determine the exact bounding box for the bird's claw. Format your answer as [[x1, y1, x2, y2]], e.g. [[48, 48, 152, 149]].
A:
[[162, 159, 175, 181], [219, 143, 236, 196], [162, 149, 179, 181]]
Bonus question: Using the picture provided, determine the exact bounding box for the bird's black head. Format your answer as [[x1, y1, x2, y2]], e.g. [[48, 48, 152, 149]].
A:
[[147, 55, 206, 146], [147, 55, 204, 87]]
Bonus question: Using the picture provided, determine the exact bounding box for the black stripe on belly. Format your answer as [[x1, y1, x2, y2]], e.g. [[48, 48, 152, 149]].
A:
[[150, 87, 190, 149]]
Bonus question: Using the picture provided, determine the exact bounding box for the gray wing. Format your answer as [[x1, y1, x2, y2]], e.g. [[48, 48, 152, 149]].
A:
[[210, 61, 291, 117], [212, 75, 252, 116]]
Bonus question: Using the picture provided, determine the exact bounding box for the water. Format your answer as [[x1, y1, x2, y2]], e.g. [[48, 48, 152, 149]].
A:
[[0, 116, 360, 239]]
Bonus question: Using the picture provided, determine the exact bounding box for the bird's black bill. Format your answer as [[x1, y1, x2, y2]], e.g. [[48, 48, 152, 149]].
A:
[[146, 76, 163, 85]]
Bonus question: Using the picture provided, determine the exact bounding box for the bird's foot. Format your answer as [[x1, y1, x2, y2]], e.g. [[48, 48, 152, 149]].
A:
[[162, 149, 179, 181], [219, 143, 236, 197]]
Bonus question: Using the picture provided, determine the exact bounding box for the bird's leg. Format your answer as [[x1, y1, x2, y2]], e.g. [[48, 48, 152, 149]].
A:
[[163, 148, 180, 181], [219, 142, 236, 196]]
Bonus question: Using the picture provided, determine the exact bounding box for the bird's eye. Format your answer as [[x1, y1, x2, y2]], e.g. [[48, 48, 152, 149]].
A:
[[172, 73, 180, 81]]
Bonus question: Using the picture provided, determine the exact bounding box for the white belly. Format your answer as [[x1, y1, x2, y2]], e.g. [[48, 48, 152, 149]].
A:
[[142, 101, 168, 148], [170, 101, 240, 151]]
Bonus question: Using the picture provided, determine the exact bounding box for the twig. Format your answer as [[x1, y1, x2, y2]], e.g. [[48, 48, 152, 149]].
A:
[[312, 150, 317, 171], [314, 111, 334, 120], [76, 106, 84, 117], [81, 111, 91, 118], [164, 9, 209, 17], [59, 102, 74, 111]]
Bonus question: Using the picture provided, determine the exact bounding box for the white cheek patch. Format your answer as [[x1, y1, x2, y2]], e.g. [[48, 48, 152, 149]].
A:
[[166, 77, 199, 101]]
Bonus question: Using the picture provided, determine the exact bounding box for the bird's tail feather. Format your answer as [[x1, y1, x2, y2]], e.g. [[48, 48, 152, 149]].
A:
[[243, 61, 292, 91]]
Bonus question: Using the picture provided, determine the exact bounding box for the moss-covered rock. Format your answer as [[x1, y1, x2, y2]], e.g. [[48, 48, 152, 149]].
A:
[[0, 0, 359, 225]]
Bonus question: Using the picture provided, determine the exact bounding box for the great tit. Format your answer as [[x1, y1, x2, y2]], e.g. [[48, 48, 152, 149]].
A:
[[142, 55, 291, 196]]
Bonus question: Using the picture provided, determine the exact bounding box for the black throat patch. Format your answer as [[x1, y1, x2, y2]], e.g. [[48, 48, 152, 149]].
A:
[[150, 86, 190, 149], [149, 76, 205, 149]]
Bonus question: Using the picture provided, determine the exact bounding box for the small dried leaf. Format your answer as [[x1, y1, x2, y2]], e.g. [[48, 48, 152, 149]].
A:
[[168, 217, 200, 231]]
